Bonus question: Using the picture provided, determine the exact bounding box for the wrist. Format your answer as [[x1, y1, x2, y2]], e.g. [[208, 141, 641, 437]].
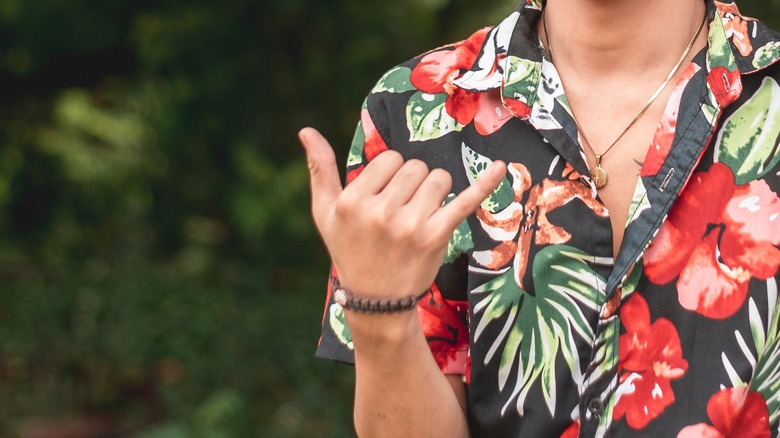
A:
[[345, 307, 423, 358]]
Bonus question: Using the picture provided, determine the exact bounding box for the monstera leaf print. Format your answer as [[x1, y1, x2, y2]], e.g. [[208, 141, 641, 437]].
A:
[[329, 303, 353, 350], [462, 143, 514, 213], [442, 193, 475, 265], [722, 278, 780, 425], [371, 66, 416, 94], [406, 91, 464, 142], [473, 246, 606, 416], [464, 140, 608, 417], [715, 77, 780, 185], [753, 42, 780, 70]]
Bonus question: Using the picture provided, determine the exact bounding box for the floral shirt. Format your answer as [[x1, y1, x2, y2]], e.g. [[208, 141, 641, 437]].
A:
[[316, 1, 780, 436]]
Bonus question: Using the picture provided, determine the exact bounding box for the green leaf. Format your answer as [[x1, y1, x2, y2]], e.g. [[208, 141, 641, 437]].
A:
[[716, 77, 780, 185], [621, 260, 644, 297], [702, 101, 718, 126], [626, 178, 650, 226], [372, 66, 416, 94], [501, 55, 539, 104], [707, 14, 738, 74], [750, 298, 767, 355], [461, 143, 513, 212], [539, 312, 558, 415], [406, 91, 462, 142], [329, 304, 353, 350], [749, 279, 780, 424], [473, 245, 605, 417], [483, 178, 513, 212], [348, 121, 366, 168], [753, 42, 780, 70]]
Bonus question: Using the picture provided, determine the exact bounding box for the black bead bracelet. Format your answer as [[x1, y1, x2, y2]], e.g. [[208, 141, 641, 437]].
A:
[[332, 280, 428, 314]]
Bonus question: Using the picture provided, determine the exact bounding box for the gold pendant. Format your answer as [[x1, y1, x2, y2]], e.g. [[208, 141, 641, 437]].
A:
[[591, 155, 608, 189], [590, 165, 608, 189]]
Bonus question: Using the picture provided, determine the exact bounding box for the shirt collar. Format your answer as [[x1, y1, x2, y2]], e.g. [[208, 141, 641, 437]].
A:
[[454, 0, 780, 119]]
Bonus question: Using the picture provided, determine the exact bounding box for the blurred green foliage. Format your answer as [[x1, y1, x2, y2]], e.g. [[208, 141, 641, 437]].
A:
[[0, 0, 777, 437], [0, 0, 518, 436]]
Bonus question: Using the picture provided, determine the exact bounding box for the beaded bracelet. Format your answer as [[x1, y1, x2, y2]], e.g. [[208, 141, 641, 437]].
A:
[[332, 280, 428, 314]]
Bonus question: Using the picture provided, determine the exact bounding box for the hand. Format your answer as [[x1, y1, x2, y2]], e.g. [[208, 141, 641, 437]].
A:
[[299, 127, 506, 302]]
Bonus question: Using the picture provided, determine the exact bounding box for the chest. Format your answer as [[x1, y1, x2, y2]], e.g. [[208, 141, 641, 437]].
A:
[[565, 81, 682, 258]]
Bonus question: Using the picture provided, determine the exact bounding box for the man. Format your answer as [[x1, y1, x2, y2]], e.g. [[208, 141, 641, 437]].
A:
[[301, 0, 780, 435]]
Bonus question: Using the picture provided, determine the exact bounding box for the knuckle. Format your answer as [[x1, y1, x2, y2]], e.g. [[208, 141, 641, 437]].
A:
[[334, 191, 358, 216], [450, 197, 476, 219], [427, 168, 453, 192], [391, 219, 417, 240], [367, 202, 393, 229], [419, 230, 442, 248], [307, 159, 321, 177], [373, 149, 404, 168], [403, 159, 430, 176]]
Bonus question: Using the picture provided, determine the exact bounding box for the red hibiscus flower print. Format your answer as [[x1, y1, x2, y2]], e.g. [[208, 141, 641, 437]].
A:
[[613, 293, 688, 430], [361, 108, 388, 161], [677, 387, 770, 438], [347, 109, 389, 183], [707, 65, 742, 109], [410, 28, 512, 136], [642, 62, 700, 177], [418, 283, 469, 376], [644, 163, 780, 319], [560, 420, 579, 438]]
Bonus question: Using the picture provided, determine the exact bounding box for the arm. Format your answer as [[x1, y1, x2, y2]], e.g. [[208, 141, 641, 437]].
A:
[[350, 310, 468, 438], [300, 127, 504, 437]]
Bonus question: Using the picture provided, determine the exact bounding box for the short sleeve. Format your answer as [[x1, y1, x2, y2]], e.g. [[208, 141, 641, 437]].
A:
[[315, 91, 470, 377]]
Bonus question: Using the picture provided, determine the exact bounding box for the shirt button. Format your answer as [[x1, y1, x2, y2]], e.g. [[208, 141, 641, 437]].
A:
[[588, 398, 604, 416]]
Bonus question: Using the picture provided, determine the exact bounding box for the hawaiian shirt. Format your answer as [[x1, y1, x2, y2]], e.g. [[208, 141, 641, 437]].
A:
[[317, 1, 780, 436]]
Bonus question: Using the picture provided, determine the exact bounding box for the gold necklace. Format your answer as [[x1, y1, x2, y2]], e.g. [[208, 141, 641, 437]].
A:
[[542, 10, 707, 189]]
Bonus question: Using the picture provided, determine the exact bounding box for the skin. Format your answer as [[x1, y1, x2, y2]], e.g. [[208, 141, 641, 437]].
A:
[[299, 128, 503, 437], [541, 0, 708, 257], [301, 0, 707, 435]]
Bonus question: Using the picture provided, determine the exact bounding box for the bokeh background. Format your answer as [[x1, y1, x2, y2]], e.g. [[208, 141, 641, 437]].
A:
[[0, 1, 777, 437]]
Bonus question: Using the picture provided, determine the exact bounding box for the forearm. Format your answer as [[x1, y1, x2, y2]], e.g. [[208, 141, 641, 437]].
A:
[[348, 311, 469, 438], [299, 128, 503, 438]]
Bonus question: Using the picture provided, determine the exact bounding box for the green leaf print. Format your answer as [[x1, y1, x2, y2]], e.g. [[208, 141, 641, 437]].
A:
[[722, 279, 780, 424], [372, 66, 416, 94], [473, 245, 606, 417], [749, 278, 780, 423], [621, 261, 644, 297], [753, 42, 780, 70], [715, 77, 780, 185], [329, 303, 353, 350], [501, 56, 540, 104], [406, 91, 463, 142], [707, 13, 739, 74], [442, 194, 474, 264], [625, 178, 650, 227], [461, 143, 513, 213], [348, 121, 366, 168]]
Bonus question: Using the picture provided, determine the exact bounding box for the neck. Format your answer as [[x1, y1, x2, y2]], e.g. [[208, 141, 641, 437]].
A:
[[542, 0, 707, 79]]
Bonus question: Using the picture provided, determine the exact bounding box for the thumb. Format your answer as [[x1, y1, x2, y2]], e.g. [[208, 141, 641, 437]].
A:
[[299, 127, 343, 222]]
